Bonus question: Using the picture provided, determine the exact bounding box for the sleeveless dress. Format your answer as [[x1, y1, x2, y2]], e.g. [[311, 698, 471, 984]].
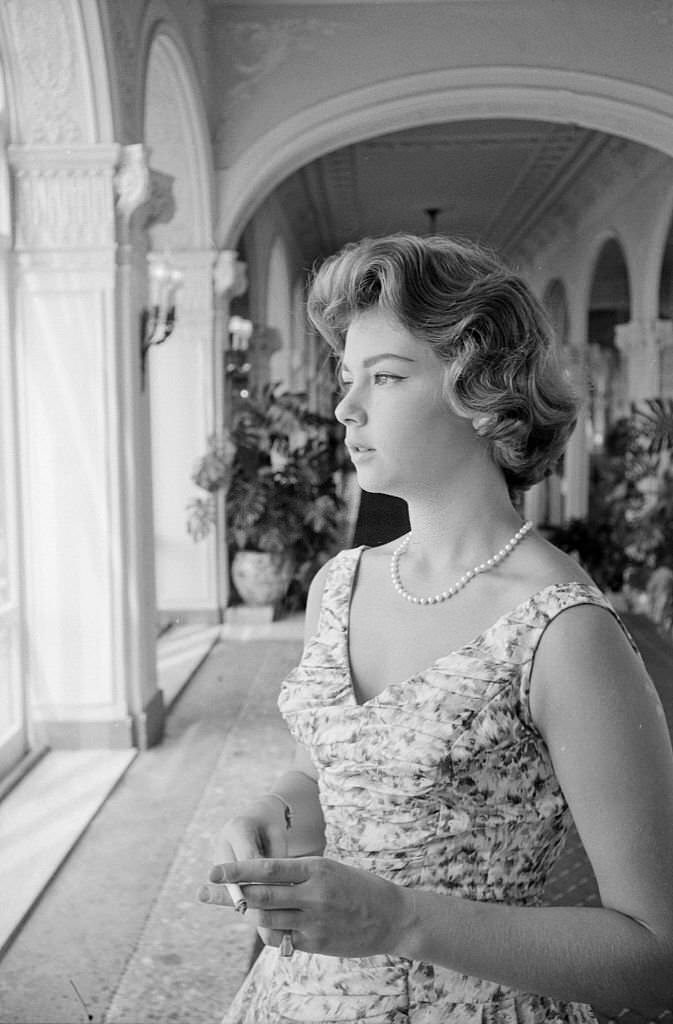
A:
[[224, 546, 632, 1023]]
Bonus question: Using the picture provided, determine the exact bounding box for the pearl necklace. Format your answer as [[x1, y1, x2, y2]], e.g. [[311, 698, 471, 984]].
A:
[[390, 521, 534, 606]]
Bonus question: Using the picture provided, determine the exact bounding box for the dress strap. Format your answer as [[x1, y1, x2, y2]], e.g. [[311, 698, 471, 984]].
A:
[[519, 583, 641, 732], [315, 546, 367, 638]]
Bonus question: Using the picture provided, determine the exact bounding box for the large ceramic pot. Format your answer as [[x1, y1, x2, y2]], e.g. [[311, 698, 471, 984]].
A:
[[231, 550, 294, 607]]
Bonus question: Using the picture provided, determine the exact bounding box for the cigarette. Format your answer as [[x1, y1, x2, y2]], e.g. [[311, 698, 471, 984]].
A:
[[225, 881, 247, 914]]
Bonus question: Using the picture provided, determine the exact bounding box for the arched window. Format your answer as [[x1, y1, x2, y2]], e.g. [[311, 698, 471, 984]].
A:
[[587, 238, 631, 453]]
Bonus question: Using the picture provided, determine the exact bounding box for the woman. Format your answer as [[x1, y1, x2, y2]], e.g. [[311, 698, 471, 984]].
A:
[[199, 234, 673, 1021]]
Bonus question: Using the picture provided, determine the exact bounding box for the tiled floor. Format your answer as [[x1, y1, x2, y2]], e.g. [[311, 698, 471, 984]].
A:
[[0, 622, 221, 961]]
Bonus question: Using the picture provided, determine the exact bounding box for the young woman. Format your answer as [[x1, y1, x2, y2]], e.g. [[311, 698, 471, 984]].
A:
[[200, 234, 673, 1022]]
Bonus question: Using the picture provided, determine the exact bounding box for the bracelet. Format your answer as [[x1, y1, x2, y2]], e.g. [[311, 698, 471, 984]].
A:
[[267, 792, 293, 830]]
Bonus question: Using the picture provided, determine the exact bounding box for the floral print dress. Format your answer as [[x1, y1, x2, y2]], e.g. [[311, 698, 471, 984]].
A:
[[224, 546, 629, 1023]]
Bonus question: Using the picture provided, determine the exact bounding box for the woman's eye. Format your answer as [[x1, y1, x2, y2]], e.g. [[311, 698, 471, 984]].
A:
[[339, 378, 353, 394], [373, 373, 403, 385]]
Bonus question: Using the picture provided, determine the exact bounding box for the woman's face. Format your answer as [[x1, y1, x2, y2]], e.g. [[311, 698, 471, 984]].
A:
[[335, 308, 482, 500]]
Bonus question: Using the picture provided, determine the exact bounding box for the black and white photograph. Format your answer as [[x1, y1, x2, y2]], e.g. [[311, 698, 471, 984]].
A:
[[0, 2, 672, 1022]]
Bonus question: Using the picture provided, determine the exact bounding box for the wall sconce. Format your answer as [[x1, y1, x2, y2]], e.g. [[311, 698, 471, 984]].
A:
[[140, 255, 184, 389], [225, 315, 253, 395]]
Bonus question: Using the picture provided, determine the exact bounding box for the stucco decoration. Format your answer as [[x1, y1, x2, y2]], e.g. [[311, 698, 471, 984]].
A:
[[227, 18, 340, 104], [514, 138, 668, 266], [10, 146, 118, 251], [651, 0, 673, 27], [215, 65, 673, 247], [213, 249, 248, 299], [115, 143, 151, 227], [2, 0, 89, 144]]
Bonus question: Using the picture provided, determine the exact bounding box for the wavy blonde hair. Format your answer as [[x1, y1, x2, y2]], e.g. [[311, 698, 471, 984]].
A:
[[306, 233, 579, 493]]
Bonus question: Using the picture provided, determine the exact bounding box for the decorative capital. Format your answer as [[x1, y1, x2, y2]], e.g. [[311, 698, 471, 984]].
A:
[[9, 144, 118, 251], [114, 144, 151, 225], [213, 250, 248, 298]]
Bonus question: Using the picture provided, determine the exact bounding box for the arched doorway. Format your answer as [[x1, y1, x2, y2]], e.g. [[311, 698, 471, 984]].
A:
[[143, 28, 217, 625], [586, 238, 631, 457], [216, 69, 673, 249]]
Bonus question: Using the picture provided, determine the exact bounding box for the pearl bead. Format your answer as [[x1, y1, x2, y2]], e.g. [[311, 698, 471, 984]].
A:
[[390, 521, 534, 606]]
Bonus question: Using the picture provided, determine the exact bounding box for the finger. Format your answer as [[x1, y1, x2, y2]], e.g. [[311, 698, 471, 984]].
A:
[[214, 857, 311, 886], [197, 884, 234, 908], [212, 822, 264, 865], [247, 909, 301, 932], [243, 884, 301, 911]]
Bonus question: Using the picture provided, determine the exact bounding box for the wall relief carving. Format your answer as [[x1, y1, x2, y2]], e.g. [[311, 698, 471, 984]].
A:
[[220, 17, 341, 105], [2, 0, 87, 144], [11, 149, 117, 250]]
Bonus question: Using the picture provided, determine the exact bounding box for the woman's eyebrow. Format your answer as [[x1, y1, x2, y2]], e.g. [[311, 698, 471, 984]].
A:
[[341, 353, 417, 372]]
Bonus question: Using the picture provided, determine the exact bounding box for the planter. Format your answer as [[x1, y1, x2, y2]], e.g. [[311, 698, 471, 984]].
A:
[[231, 550, 294, 607]]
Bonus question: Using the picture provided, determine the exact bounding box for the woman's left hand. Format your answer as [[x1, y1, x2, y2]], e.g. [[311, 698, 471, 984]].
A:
[[200, 855, 412, 958]]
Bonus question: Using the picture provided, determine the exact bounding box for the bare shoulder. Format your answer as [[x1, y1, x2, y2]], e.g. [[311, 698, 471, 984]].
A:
[[516, 531, 596, 589], [530, 589, 656, 736]]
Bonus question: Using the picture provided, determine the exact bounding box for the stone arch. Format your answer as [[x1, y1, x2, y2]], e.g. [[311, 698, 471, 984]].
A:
[[217, 67, 673, 246], [142, 24, 218, 621], [141, 24, 213, 248], [586, 235, 631, 453], [0, 0, 114, 145]]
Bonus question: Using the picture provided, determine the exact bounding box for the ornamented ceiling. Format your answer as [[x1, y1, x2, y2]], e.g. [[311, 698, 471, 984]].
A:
[[274, 118, 617, 268]]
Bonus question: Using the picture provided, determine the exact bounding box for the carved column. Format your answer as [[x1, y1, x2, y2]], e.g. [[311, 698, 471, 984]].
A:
[[9, 142, 162, 749], [615, 320, 661, 403], [212, 250, 248, 615], [563, 342, 590, 520]]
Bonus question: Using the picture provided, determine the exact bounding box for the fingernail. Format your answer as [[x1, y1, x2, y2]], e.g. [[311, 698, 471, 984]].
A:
[[197, 885, 211, 903], [210, 865, 224, 883]]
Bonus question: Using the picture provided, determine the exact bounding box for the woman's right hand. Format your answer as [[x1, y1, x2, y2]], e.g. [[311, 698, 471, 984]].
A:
[[200, 796, 291, 946], [214, 796, 291, 865]]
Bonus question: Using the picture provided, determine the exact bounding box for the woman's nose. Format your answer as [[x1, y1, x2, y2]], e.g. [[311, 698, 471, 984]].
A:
[[335, 388, 366, 426]]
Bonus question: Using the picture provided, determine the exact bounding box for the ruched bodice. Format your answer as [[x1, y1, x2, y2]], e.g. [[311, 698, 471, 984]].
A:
[[224, 546, 622, 1023]]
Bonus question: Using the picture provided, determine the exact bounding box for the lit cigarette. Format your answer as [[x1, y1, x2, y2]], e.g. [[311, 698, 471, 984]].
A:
[[225, 882, 247, 914]]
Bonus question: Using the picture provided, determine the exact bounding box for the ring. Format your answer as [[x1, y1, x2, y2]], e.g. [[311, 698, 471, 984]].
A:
[[279, 931, 294, 957]]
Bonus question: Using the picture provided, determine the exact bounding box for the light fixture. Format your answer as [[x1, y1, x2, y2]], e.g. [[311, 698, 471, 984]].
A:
[[140, 254, 184, 389], [225, 315, 253, 381], [424, 207, 441, 233]]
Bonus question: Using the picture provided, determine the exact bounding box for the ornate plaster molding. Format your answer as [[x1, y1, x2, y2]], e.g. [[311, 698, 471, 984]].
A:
[[1, 0, 90, 144], [213, 249, 248, 299], [9, 144, 119, 251], [513, 140, 669, 265], [115, 143, 151, 226], [218, 16, 341, 107]]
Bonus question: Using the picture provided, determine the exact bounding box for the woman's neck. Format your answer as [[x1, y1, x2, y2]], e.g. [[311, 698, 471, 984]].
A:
[[401, 471, 522, 572]]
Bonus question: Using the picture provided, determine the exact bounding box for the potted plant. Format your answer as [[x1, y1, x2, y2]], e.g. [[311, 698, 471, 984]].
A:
[[187, 385, 345, 611], [547, 398, 673, 602]]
